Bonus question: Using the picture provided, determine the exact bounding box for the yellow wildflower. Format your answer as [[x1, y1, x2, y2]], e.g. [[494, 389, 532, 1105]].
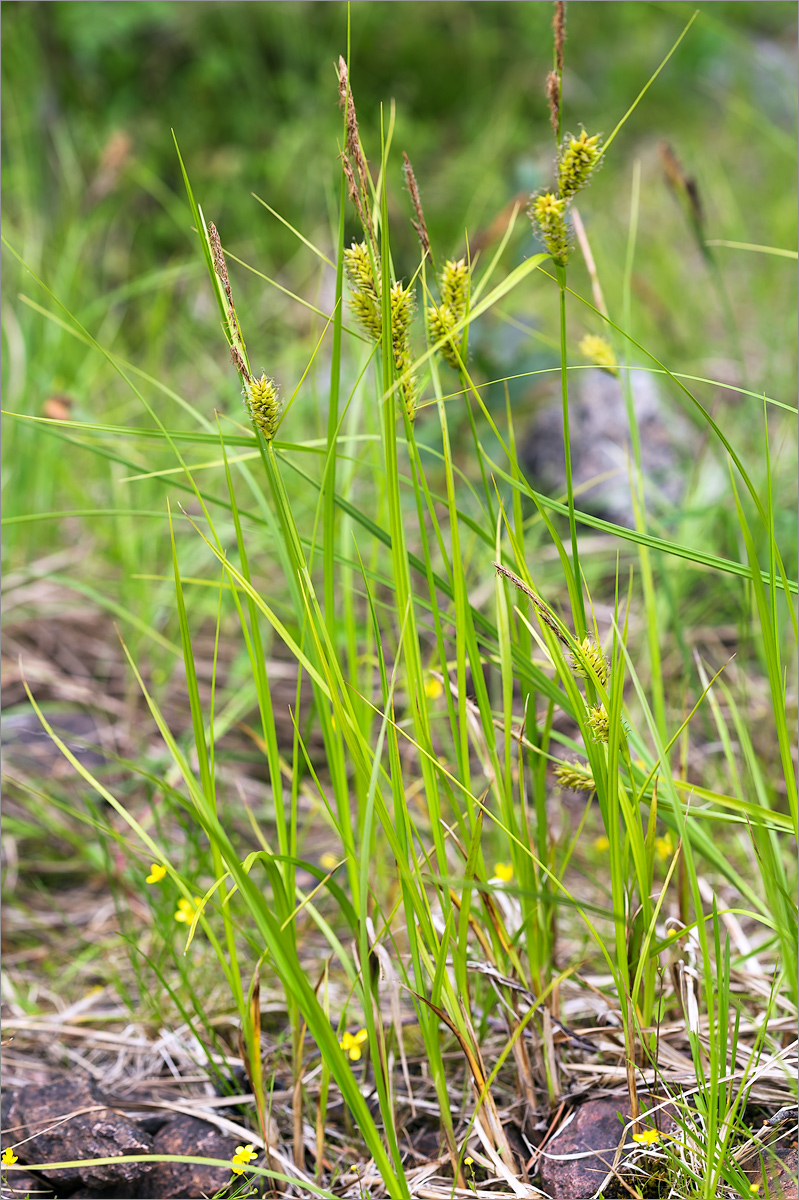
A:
[[319, 852, 339, 872], [594, 836, 610, 853], [655, 834, 674, 861], [425, 676, 443, 700], [174, 896, 201, 924], [340, 1028, 368, 1061], [750, 1184, 761, 1195], [632, 1129, 661, 1145], [494, 862, 513, 883], [231, 1143, 258, 1175], [464, 1156, 474, 1166], [145, 863, 167, 884], [1, 1148, 18, 1167]]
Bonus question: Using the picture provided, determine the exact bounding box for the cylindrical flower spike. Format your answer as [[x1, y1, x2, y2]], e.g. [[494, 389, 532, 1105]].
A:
[[428, 302, 461, 369], [530, 191, 570, 266], [571, 636, 610, 687], [554, 761, 596, 793], [439, 258, 469, 315], [390, 281, 417, 420], [344, 242, 378, 297], [558, 129, 603, 201], [578, 334, 618, 376], [344, 242, 383, 341], [429, 258, 470, 370], [587, 703, 610, 743], [246, 373, 281, 440]]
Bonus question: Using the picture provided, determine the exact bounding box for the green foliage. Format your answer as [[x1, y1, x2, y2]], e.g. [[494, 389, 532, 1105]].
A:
[[2, 5, 797, 1197]]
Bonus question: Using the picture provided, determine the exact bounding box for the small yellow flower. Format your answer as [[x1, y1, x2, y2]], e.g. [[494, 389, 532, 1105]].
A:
[[231, 1143, 258, 1175], [174, 896, 201, 924], [655, 834, 674, 861], [464, 1156, 474, 1166], [319, 852, 339, 872], [494, 862, 513, 883], [750, 1183, 761, 1194], [1, 1148, 18, 1167], [425, 676, 444, 700], [632, 1129, 661, 1145], [145, 863, 167, 884], [594, 835, 610, 853], [340, 1028, 368, 1061]]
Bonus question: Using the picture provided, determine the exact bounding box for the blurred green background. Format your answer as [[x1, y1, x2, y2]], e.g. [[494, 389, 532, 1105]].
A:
[[2, 0, 796, 598]]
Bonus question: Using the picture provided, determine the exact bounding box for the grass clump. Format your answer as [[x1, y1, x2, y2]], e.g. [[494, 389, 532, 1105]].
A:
[[1, 4, 796, 1199]]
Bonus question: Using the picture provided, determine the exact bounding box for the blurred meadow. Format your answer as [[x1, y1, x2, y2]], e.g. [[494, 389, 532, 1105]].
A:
[[1, 3, 797, 1198]]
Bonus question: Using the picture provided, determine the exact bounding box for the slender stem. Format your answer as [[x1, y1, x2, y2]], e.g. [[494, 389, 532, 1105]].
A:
[[557, 266, 586, 637], [324, 173, 347, 636]]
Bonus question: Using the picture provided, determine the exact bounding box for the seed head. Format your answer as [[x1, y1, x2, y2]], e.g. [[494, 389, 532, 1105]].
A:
[[571, 635, 610, 687], [554, 761, 596, 793], [439, 258, 469, 317], [344, 242, 377, 296], [587, 703, 610, 743], [403, 152, 430, 260], [578, 334, 617, 376], [429, 258, 470, 370], [553, 0, 565, 74], [546, 70, 561, 136], [558, 129, 603, 201], [246, 373, 281, 440], [530, 191, 570, 265], [344, 242, 382, 341], [428, 302, 461, 370], [390, 281, 417, 421]]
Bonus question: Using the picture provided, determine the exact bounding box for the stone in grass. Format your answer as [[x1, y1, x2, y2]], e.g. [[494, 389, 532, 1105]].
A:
[[3, 1075, 152, 1192], [521, 368, 692, 529], [137, 1114, 248, 1199], [536, 1096, 629, 1199], [747, 1145, 798, 1200]]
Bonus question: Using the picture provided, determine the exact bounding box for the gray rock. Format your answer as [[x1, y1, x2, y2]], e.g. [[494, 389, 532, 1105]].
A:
[[136, 1114, 249, 1199], [536, 1096, 629, 1198], [522, 368, 690, 528], [3, 1075, 151, 1191]]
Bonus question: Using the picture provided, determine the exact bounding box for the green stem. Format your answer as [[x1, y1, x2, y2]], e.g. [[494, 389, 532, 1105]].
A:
[[557, 266, 586, 637]]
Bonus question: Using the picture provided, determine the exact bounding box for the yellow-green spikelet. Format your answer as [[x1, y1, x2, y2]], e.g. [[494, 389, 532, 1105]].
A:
[[587, 703, 610, 743], [390, 281, 417, 421], [554, 761, 596, 793], [343, 242, 382, 341], [530, 191, 570, 266], [428, 258, 469, 370], [246, 373, 280, 440], [571, 636, 610, 687], [558, 130, 603, 201], [578, 334, 618, 376]]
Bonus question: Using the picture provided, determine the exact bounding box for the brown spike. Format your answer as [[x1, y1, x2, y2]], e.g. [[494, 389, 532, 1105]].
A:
[[553, 1, 566, 73], [402, 152, 430, 259]]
